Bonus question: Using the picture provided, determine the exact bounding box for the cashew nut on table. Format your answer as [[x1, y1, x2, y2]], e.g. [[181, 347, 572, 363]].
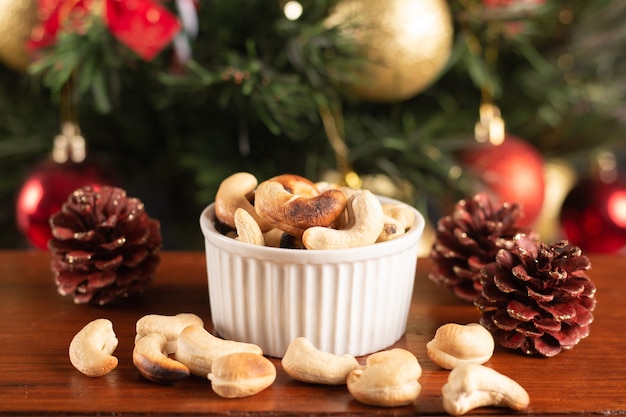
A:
[[346, 348, 422, 407], [426, 323, 495, 369], [441, 363, 530, 415], [208, 352, 276, 398], [175, 324, 263, 377], [281, 337, 359, 385], [69, 318, 119, 377], [133, 332, 191, 384], [135, 312, 203, 354]]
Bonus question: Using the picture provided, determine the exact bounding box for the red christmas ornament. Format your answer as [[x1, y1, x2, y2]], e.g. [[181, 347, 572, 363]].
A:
[[458, 135, 546, 227], [560, 177, 626, 254], [15, 123, 120, 250], [28, 0, 181, 61]]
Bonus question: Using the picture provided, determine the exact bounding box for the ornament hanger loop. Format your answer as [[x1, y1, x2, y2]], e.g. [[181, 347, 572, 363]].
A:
[[318, 102, 362, 189]]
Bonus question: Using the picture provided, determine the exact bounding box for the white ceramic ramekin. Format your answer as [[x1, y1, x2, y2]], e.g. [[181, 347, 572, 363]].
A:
[[199, 196, 425, 358]]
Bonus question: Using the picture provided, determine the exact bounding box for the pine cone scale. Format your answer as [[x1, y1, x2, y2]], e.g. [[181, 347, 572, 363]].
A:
[[571, 303, 594, 326], [527, 287, 554, 302], [65, 250, 93, 263], [491, 309, 521, 331], [532, 336, 561, 357], [494, 273, 520, 293], [538, 301, 577, 321], [85, 270, 117, 290], [93, 254, 124, 270], [548, 323, 585, 348], [55, 272, 85, 295], [101, 237, 126, 251], [51, 226, 76, 240], [515, 324, 543, 337], [507, 299, 540, 321], [533, 317, 561, 332]]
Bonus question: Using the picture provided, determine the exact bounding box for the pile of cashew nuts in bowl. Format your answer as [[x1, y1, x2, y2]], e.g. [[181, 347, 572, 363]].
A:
[[213, 172, 417, 250], [69, 313, 530, 414]]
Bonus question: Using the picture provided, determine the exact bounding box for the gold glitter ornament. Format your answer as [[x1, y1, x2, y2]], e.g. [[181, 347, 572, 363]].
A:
[[0, 0, 37, 71], [327, 0, 453, 102]]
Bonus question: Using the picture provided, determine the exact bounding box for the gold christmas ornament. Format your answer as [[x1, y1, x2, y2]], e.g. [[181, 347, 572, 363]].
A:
[[327, 0, 454, 102], [535, 160, 577, 242], [0, 0, 37, 71]]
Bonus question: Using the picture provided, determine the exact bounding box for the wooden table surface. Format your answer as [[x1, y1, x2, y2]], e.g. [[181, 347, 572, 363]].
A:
[[1, 250, 624, 416]]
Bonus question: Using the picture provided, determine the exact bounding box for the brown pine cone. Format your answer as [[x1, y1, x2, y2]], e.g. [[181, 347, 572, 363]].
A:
[[475, 234, 596, 357], [49, 186, 163, 305], [429, 193, 532, 302]]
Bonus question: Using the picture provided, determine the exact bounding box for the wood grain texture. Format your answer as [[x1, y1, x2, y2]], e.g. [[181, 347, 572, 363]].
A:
[[0, 250, 624, 416]]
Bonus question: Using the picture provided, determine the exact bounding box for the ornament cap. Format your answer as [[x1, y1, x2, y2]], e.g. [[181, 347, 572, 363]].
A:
[[475, 103, 505, 145], [53, 122, 86, 163]]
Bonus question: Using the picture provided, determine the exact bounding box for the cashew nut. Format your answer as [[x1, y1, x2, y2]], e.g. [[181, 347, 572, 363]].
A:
[[255, 177, 347, 237], [234, 208, 265, 245], [314, 181, 342, 192], [69, 318, 118, 377], [262, 227, 284, 247], [382, 203, 415, 230], [281, 337, 359, 385], [208, 352, 277, 398], [133, 332, 191, 384], [346, 348, 422, 407], [174, 325, 263, 377], [441, 363, 530, 415], [376, 214, 406, 242], [135, 313, 204, 354], [426, 323, 495, 369], [214, 172, 272, 232], [302, 190, 384, 250]]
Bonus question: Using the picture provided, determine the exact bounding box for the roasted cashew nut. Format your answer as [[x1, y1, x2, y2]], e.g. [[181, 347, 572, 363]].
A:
[[441, 363, 530, 415], [175, 325, 263, 378], [377, 203, 416, 242], [281, 337, 359, 385], [346, 348, 422, 407], [234, 208, 265, 246], [214, 172, 272, 232], [255, 175, 347, 238], [133, 332, 191, 385], [426, 323, 495, 369], [376, 214, 406, 242], [69, 318, 118, 377], [135, 313, 204, 354], [208, 352, 277, 398], [303, 190, 384, 250]]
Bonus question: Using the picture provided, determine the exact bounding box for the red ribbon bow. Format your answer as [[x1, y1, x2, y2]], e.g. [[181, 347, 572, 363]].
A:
[[29, 0, 181, 61]]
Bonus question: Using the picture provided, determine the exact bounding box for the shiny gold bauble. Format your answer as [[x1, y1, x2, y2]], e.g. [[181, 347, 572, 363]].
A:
[[327, 0, 453, 102], [0, 0, 37, 71]]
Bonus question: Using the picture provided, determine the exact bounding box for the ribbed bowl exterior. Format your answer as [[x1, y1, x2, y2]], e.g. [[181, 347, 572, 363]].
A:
[[200, 196, 425, 358]]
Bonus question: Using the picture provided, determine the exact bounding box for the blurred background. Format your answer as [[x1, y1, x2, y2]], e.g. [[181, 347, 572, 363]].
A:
[[1, 0, 625, 254]]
